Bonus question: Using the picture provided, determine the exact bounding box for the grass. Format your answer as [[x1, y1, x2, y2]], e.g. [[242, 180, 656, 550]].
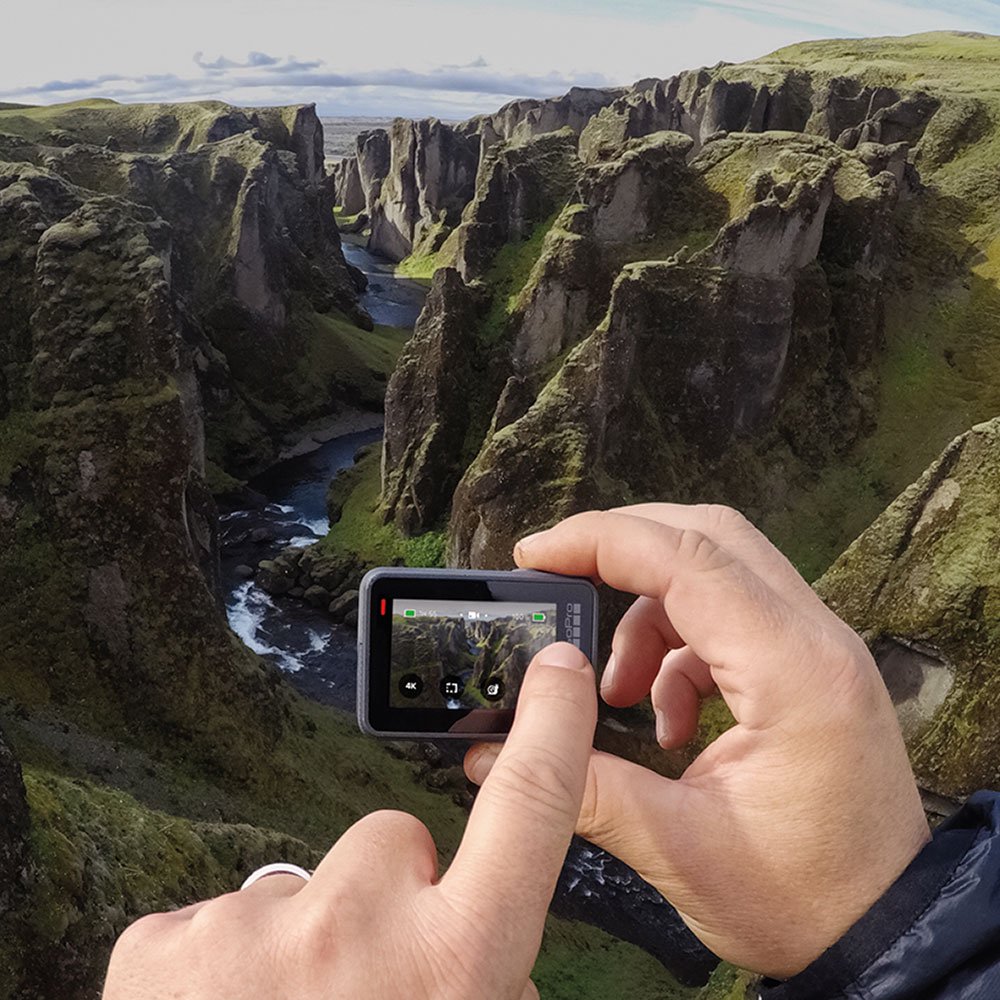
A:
[[0, 98, 235, 152], [321, 446, 446, 568], [534, 915, 697, 1000], [296, 306, 411, 407], [333, 205, 363, 229]]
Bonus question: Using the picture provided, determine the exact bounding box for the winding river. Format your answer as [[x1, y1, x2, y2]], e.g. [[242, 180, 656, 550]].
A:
[[219, 239, 715, 986]]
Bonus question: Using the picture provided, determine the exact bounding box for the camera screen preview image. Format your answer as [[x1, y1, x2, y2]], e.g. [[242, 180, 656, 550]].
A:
[[388, 599, 558, 709]]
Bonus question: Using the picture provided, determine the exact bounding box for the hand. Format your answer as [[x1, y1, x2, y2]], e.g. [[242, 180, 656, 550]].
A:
[[465, 505, 930, 979], [103, 643, 597, 1000]]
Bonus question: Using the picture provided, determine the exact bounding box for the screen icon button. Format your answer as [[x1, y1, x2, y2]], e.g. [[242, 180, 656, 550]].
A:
[[398, 674, 424, 698], [440, 675, 463, 699], [481, 677, 505, 702], [532, 612, 546, 622]]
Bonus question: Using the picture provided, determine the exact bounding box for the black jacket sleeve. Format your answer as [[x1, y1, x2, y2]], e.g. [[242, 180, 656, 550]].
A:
[[759, 791, 1000, 1000]]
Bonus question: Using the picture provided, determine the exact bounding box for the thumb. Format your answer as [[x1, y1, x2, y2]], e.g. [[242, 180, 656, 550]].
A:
[[444, 642, 597, 920], [465, 743, 688, 891]]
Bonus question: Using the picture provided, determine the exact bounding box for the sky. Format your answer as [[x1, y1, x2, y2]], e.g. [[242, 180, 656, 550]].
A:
[[3, 0, 1000, 119]]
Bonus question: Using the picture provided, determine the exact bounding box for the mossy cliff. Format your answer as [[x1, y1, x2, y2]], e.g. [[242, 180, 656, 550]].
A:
[[816, 417, 1000, 801], [348, 33, 1000, 586], [0, 99, 376, 481]]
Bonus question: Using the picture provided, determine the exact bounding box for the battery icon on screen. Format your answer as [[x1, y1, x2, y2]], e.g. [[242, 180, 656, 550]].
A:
[[404, 609, 416, 617], [532, 612, 546, 622]]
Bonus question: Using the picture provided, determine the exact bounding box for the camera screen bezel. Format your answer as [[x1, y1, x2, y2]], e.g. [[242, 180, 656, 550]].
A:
[[358, 568, 598, 738]]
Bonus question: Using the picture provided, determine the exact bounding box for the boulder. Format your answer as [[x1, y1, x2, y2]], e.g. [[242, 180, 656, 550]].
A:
[[256, 559, 295, 595], [303, 584, 331, 608], [815, 417, 1000, 800], [328, 588, 359, 621]]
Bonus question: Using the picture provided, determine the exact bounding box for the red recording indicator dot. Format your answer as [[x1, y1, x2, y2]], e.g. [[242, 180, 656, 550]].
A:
[[380, 598, 387, 616]]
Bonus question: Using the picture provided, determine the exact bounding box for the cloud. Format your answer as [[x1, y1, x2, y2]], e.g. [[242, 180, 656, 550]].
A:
[[194, 50, 281, 70], [11, 52, 615, 113]]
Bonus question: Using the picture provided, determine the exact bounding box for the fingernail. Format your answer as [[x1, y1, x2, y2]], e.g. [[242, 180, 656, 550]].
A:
[[540, 642, 589, 670], [654, 708, 668, 747], [518, 530, 545, 549], [514, 530, 546, 562], [600, 652, 617, 694], [466, 746, 500, 785]]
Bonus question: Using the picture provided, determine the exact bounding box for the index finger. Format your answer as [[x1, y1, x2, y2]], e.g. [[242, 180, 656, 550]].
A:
[[441, 643, 597, 929], [513, 511, 831, 725]]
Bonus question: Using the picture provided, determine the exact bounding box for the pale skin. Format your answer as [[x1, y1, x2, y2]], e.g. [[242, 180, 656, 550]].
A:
[[103, 504, 930, 997]]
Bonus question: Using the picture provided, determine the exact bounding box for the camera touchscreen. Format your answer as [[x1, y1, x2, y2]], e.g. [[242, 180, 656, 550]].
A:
[[390, 599, 558, 710], [358, 567, 598, 739]]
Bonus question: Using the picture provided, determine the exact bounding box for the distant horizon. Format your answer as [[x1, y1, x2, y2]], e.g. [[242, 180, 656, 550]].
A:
[[5, 0, 1000, 118], [6, 26, 1000, 126]]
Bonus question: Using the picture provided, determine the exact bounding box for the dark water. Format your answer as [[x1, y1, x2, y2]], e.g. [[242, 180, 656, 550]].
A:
[[220, 242, 715, 986], [343, 240, 427, 328]]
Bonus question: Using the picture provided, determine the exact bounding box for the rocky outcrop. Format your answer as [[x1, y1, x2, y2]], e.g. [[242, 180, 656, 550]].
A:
[[378, 129, 587, 534], [578, 68, 812, 162], [815, 417, 1000, 800], [0, 167, 289, 770], [699, 158, 836, 274], [368, 118, 478, 261], [380, 268, 488, 533], [3, 102, 372, 477], [470, 86, 628, 149], [444, 132, 901, 566], [332, 154, 365, 214], [356, 127, 392, 215], [509, 205, 608, 370], [455, 128, 581, 280], [578, 130, 695, 243], [806, 78, 939, 150], [579, 68, 938, 163]]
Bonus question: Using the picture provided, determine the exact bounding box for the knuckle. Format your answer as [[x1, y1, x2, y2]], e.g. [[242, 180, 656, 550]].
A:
[[286, 904, 342, 967], [358, 809, 432, 846], [699, 503, 752, 533], [113, 912, 170, 953], [186, 893, 246, 938], [676, 527, 731, 571], [487, 746, 581, 825]]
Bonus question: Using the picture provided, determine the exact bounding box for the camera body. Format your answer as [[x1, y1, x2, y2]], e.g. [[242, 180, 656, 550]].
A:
[[357, 567, 599, 739]]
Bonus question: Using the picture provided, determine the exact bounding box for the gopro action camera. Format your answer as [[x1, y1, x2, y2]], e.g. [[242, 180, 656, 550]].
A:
[[357, 567, 599, 739]]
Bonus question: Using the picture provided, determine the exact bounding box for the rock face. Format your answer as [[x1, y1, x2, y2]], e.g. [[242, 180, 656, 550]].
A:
[[815, 418, 1000, 800], [471, 86, 628, 147], [0, 725, 29, 914], [380, 129, 584, 534], [380, 269, 488, 533], [0, 161, 289, 773], [356, 127, 392, 215], [368, 118, 479, 261], [455, 128, 581, 280], [332, 155, 365, 214], [1, 103, 369, 478], [579, 68, 938, 162], [379, 123, 901, 559], [577, 130, 695, 243]]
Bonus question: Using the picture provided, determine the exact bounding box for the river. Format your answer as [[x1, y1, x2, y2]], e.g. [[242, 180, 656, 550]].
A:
[[219, 239, 716, 986]]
